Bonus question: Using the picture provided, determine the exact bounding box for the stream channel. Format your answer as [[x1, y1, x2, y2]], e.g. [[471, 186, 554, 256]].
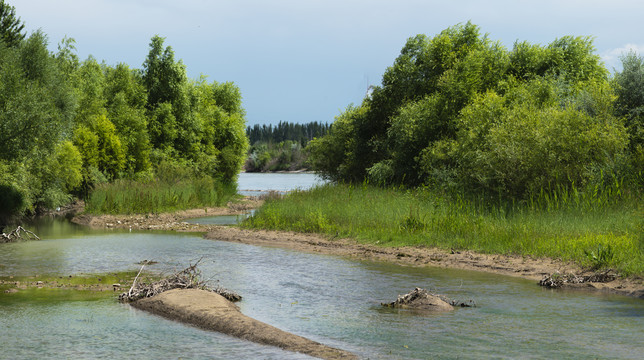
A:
[[1, 173, 642, 359]]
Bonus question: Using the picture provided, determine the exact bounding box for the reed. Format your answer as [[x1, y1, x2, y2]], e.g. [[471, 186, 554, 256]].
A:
[[85, 177, 237, 214], [242, 182, 643, 276]]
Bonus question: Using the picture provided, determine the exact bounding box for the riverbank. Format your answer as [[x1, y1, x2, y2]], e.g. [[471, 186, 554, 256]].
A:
[[71, 198, 261, 231], [70, 201, 644, 299]]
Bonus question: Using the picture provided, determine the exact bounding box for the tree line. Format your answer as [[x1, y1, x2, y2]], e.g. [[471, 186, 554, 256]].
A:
[[0, 1, 248, 225], [244, 121, 329, 172], [309, 22, 643, 200], [246, 121, 330, 147]]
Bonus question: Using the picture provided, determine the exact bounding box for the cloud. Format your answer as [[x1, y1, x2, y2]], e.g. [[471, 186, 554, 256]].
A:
[[601, 43, 644, 71]]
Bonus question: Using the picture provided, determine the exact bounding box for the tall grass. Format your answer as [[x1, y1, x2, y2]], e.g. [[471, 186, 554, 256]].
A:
[[85, 177, 237, 214], [242, 182, 644, 276]]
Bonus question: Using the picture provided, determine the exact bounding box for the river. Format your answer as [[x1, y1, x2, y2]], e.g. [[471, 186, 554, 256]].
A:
[[0, 173, 642, 359]]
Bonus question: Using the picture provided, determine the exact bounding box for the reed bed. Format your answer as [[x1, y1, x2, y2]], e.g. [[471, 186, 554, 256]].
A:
[[86, 177, 237, 215]]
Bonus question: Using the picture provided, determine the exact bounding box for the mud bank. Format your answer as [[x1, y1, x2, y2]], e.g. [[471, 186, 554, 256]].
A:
[[131, 289, 355, 360]]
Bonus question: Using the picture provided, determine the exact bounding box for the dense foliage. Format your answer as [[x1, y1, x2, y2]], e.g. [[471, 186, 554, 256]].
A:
[[0, 2, 247, 225], [244, 121, 329, 172], [613, 51, 644, 175], [309, 22, 639, 200]]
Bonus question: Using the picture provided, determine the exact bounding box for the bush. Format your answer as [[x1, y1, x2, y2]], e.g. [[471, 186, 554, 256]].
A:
[[423, 80, 628, 199]]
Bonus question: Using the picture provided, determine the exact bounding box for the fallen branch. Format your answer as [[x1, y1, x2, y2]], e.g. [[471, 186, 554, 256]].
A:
[[382, 287, 475, 310], [1, 226, 40, 243], [119, 260, 241, 303], [539, 269, 617, 289]]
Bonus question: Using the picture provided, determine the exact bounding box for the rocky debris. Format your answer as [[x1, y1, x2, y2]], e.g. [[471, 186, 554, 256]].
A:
[[382, 287, 476, 311], [119, 261, 241, 303], [539, 269, 617, 289], [136, 260, 158, 265]]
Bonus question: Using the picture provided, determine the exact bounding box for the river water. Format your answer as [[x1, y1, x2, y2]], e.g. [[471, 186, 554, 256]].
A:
[[0, 173, 642, 359]]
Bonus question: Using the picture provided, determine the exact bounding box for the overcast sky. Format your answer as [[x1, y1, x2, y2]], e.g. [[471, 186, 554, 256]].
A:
[[12, 0, 644, 126]]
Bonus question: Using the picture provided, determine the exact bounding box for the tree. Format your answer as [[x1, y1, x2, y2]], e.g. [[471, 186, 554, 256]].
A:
[[614, 51, 644, 173], [142, 35, 187, 108], [422, 79, 627, 198], [0, 0, 25, 47], [105, 63, 151, 174], [0, 30, 75, 161], [310, 22, 621, 199], [142, 35, 199, 158]]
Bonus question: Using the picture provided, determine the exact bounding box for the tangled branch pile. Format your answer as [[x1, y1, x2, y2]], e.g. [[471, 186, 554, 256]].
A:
[[1, 226, 40, 243], [119, 262, 241, 303], [382, 287, 475, 309], [539, 269, 617, 289]]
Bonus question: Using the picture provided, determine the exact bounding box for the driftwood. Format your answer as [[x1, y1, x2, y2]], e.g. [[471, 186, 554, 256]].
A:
[[1, 226, 40, 243], [539, 269, 617, 289], [119, 260, 242, 303], [382, 287, 475, 311]]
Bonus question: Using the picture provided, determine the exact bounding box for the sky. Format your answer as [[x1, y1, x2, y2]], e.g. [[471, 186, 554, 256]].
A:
[[12, 0, 644, 126]]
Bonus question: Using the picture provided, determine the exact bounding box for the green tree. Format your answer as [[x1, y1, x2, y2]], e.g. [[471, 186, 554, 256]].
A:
[[0, 30, 75, 161], [308, 105, 365, 182], [423, 79, 627, 198], [94, 114, 126, 179], [142, 35, 199, 159], [142, 35, 187, 108], [73, 56, 107, 124], [614, 51, 644, 173], [105, 63, 151, 175], [0, 0, 25, 47], [55, 36, 79, 78]]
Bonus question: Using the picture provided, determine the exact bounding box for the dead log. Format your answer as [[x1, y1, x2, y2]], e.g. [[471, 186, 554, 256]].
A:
[[382, 287, 475, 311]]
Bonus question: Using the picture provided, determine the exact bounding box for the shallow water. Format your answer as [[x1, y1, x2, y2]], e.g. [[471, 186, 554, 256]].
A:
[[237, 172, 325, 196], [1, 225, 643, 359]]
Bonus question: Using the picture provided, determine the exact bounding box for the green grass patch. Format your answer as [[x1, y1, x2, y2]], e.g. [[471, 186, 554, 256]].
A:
[[242, 183, 644, 276], [0, 271, 156, 303], [85, 177, 238, 214]]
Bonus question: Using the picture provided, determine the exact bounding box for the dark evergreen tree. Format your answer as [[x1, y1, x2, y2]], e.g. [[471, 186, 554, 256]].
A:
[[0, 1, 25, 48]]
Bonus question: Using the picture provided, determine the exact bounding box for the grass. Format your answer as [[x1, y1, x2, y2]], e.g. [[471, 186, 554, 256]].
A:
[[85, 177, 238, 215], [0, 271, 153, 302], [242, 183, 644, 276]]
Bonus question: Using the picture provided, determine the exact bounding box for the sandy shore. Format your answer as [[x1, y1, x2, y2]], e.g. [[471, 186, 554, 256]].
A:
[[71, 202, 644, 299], [132, 289, 356, 359]]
